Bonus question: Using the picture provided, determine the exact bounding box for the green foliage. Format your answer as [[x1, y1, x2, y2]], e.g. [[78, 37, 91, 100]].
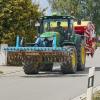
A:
[[97, 43, 100, 47], [94, 91, 100, 100], [87, 0, 100, 34], [48, 0, 80, 17], [0, 70, 3, 74], [0, 0, 41, 45]]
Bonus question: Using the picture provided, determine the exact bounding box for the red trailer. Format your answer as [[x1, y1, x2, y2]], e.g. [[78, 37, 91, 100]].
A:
[[74, 21, 97, 57]]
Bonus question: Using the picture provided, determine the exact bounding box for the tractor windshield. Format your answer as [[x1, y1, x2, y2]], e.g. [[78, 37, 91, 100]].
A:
[[42, 19, 68, 33]]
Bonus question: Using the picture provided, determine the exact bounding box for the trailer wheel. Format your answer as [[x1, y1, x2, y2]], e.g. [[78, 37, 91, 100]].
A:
[[61, 47, 77, 74], [76, 44, 86, 71], [23, 63, 39, 75]]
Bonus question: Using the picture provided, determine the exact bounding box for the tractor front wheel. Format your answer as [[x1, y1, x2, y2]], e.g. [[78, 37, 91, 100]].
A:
[[23, 62, 39, 75], [61, 47, 77, 74]]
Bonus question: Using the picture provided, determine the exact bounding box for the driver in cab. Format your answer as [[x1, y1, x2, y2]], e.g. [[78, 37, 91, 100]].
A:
[[55, 22, 64, 44], [55, 22, 64, 34]]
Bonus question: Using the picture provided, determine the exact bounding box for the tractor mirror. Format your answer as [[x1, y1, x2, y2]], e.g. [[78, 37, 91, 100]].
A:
[[77, 19, 81, 25]]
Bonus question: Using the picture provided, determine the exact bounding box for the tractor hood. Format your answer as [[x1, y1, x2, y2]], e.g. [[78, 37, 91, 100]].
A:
[[40, 32, 60, 46], [40, 32, 58, 38]]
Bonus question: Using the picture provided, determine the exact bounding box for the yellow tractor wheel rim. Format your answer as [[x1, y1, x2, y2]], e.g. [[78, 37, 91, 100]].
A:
[[81, 47, 85, 65], [72, 51, 76, 66]]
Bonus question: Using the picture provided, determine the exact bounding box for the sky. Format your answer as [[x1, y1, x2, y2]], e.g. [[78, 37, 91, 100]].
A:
[[32, 0, 51, 15]]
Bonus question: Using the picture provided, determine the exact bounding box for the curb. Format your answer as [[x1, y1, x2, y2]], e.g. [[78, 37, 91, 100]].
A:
[[72, 86, 100, 100]]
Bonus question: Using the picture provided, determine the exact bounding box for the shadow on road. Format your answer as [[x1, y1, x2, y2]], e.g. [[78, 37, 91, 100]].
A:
[[21, 67, 100, 78], [95, 67, 100, 71], [21, 68, 89, 78], [21, 73, 88, 78]]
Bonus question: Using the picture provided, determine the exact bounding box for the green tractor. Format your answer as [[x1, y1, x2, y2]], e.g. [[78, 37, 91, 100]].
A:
[[5, 15, 86, 74]]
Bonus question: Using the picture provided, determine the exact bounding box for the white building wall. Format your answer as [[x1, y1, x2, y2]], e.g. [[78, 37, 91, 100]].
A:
[[0, 44, 8, 65]]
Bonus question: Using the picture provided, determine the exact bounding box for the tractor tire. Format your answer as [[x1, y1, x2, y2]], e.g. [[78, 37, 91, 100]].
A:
[[23, 62, 39, 75], [76, 41, 86, 71], [40, 63, 53, 72], [61, 47, 77, 74]]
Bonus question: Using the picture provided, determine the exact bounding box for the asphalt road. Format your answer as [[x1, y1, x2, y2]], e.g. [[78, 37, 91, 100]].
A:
[[0, 48, 100, 100]]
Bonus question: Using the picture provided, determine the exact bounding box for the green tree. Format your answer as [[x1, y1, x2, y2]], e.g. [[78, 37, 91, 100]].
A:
[[87, 0, 100, 34], [48, 0, 100, 34], [0, 0, 41, 45], [48, 0, 80, 17]]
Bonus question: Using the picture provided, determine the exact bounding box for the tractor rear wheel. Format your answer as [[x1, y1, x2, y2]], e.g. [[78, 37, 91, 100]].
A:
[[23, 62, 39, 75], [61, 47, 77, 74], [76, 42, 86, 71]]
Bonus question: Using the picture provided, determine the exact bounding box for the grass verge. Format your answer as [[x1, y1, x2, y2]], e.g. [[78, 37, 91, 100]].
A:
[[97, 42, 100, 47], [0, 70, 3, 74], [93, 91, 100, 100]]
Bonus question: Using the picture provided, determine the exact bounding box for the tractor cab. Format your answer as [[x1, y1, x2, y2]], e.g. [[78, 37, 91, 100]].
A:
[[35, 15, 75, 47]]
